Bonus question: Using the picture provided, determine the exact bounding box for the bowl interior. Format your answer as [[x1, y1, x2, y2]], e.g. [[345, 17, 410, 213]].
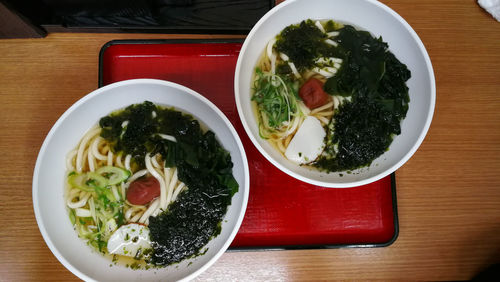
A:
[[33, 79, 248, 281], [235, 0, 435, 187]]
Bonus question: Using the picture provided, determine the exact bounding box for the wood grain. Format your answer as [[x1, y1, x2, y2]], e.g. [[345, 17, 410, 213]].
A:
[[0, 0, 499, 281]]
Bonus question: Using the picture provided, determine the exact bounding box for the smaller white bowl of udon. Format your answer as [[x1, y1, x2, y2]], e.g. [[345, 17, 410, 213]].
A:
[[33, 79, 249, 281], [235, 0, 435, 188]]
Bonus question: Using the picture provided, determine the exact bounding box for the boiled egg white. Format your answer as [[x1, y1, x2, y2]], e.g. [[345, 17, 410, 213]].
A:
[[107, 223, 151, 257], [285, 116, 326, 164]]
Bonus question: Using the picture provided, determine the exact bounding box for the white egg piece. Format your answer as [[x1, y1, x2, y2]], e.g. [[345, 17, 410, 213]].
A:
[[107, 223, 151, 257], [285, 116, 326, 164]]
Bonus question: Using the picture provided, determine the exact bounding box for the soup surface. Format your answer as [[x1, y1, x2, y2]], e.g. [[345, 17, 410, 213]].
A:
[[252, 19, 411, 172], [65, 101, 238, 268]]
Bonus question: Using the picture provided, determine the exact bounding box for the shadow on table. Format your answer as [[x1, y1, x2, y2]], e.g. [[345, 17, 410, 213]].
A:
[[472, 263, 500, 281]]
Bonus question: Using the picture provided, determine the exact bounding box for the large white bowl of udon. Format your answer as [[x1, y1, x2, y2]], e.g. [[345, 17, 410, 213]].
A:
[[235, 0, 435, 188], [33, 79, 249, 281]]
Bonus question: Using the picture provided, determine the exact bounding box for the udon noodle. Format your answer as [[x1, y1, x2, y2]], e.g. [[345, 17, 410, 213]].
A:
[[64, 101, 239, 268], [252, 19, 411, 172], [66, 126, 187, 226], [253, 20, 341, 157]]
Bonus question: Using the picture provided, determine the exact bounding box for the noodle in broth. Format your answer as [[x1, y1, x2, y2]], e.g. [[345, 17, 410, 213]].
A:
[[65, 101, 238, 268], [251, 19, 411, 172]]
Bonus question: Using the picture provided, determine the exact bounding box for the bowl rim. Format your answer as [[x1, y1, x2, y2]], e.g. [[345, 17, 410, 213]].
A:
[[234, 0, 436, 188], [32, 78, 250, 281]]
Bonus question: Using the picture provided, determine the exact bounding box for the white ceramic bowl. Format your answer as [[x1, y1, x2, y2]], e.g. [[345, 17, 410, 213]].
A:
[[235, 0, 435, 188], [33, 79, 249, 281]]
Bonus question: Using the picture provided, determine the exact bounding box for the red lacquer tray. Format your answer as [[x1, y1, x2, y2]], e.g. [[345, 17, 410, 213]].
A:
[[99, 39, 399, 249]]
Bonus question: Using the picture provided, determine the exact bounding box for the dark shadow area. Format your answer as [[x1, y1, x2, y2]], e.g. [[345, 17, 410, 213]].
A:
[[2, 0, 273, 34], [472, 263, 500, 281]]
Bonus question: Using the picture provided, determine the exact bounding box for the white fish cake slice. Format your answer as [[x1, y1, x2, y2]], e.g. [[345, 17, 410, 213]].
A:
[[107, 223, 151, 257], [285, 116, 326, 164]]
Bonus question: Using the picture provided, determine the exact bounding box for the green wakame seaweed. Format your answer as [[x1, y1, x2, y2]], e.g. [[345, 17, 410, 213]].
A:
[[99, 101, 238, 265], [318, 25, 411, 171], [274, 21, 411, 172]]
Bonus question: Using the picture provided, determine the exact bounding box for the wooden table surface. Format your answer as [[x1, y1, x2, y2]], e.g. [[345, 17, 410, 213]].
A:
[[1, 0, 499, 281]]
